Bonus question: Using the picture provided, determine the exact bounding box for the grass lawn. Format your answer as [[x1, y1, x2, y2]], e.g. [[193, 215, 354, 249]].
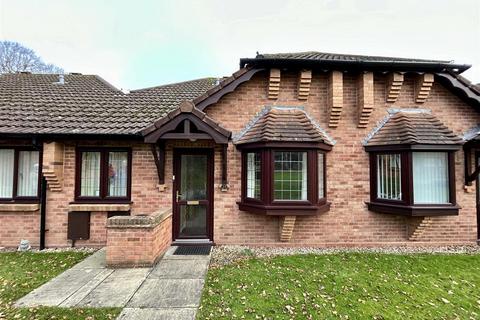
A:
[[198, 253, 480, 319], [0, 251, 121, 320]]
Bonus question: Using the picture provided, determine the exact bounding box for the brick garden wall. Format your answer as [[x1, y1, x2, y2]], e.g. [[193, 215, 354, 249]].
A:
[[106, 209, 172, 267]]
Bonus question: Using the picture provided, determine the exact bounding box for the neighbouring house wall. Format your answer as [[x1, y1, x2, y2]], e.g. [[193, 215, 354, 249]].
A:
[[44, 141, 173, 247], [0, 140, 173, 248], [205, 70, 479, 246], [0, 211, 40, 248]]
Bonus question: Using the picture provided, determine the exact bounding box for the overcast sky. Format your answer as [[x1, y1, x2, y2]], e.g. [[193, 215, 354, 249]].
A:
[[0, 0, 479, 90]]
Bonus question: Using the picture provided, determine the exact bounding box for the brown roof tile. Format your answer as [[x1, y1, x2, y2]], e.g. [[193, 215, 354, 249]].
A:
[[364, 109, 463, 146], [234, 106, 334, 145], [0, 73, 216, 135]]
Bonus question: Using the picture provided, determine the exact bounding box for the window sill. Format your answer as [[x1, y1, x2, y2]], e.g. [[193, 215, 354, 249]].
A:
[[237, 201, 330, 216], [68, 203, 131, 212], [0, 203, 40, 212], [366, 201, 460, 216]]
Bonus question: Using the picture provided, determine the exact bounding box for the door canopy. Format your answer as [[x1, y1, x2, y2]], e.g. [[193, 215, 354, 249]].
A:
[[142, 101, 231, 144]]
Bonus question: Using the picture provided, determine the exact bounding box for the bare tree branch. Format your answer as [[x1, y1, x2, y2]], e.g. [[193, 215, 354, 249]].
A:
[[0, 41, 64, 74]]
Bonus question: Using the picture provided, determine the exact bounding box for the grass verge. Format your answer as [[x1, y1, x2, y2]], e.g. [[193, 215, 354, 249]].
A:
[[0, 251, 121, 320], [198, 253, 480, 319]]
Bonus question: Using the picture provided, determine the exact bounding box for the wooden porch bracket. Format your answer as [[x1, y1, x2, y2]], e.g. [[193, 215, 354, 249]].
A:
[[358, 72, 374, 128], [415, 73, 434, 103], [297, 70, 312, 100], [220, 144, 229, 191], [150, 142, 165, 185], [464, 146, 480, 186], [328, 71, 343, 127], [386, 72, 404, 103], [268, 68, 281, 100], [279, 216, 296, 242]]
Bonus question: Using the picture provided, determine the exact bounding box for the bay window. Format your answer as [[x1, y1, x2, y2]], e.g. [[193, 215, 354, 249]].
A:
[[239, 148, 329, 215], [75, 148, 131, 202], [368, 150, 458, 216], [0, 148, 41, 201]]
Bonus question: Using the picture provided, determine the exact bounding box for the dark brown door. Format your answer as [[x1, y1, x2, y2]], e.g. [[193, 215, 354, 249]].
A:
[[173, 148, 214, 242]]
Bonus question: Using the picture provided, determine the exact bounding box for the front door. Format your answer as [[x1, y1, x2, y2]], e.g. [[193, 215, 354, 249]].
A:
[[173, 149, 213, 242]]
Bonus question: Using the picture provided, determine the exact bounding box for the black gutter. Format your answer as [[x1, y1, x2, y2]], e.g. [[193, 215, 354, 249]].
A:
[[39, 176, 47, 250], [0, 132, 144, 141], [239, 58, 471, 74]]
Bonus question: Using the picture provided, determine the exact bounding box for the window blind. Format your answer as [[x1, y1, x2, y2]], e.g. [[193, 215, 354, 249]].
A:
[[413, 152, 449, 204], [17, 151, 39, 197], [0, 149, 14, 198]]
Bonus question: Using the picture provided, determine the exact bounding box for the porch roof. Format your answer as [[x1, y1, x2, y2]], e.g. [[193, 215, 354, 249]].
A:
[[142, 101, 231, 144]]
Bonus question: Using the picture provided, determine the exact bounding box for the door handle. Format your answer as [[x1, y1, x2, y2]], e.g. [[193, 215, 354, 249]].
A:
[[176, 190, 183, 202]]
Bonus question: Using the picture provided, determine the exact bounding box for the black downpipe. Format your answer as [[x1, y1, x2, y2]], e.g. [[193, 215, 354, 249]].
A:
[[39, 176, 47, 250]]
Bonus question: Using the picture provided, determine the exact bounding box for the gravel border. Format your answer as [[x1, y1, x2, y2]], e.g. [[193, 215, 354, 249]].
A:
[[210, 245, 480, 267], [0, 246, 98, 253]]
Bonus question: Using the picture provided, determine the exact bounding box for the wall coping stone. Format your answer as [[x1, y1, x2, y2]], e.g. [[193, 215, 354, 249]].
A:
[[0, 203, 40, 212], [68, 203, 131, 212], [106, 207, 172, 229]]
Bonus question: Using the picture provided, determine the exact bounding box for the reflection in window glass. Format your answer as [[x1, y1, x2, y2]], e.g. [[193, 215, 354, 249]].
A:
[[274, 151, 307, 201], [318, 152, 325, 199], [108, 152, 128, 197], [246, 152, 261, 199]]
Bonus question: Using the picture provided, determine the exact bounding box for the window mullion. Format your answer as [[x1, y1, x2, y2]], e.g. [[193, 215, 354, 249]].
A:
[[101, 151, 108, 199], [12, 149, 19, 199]]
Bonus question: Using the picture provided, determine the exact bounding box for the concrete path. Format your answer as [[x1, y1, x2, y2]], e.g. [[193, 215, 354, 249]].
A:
[[15, 246, 211, 320]]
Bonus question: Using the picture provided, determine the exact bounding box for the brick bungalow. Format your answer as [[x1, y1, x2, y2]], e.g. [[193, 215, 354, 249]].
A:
[[1, 52, 480, 266]]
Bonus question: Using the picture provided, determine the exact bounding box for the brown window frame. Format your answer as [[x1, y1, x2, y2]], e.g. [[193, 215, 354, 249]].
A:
[[367, 149, 459, 216], [74, 147, 132, 203], [0, 147, 42, 203], [238, 147, 329, 216]]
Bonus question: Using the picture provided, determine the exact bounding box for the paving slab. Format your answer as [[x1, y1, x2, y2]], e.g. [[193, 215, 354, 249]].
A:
[[78, 268, 150, 307], [117, 307, 197, 320], [71, 248, 106, 269], [14, 246, 211, 320], [127, 279, 205, 308], [149, 259, 209, 279], [15, 268, 105, 307], [59, 269, 114, 307]]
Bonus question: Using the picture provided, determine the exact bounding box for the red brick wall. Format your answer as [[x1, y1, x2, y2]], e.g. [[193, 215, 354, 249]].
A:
[[0, 211, 40, 248], [205, 70, 479, 246], [0, 70, 478, 249], [106, 214, 172, 267], [0, 140, 174, 248]]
